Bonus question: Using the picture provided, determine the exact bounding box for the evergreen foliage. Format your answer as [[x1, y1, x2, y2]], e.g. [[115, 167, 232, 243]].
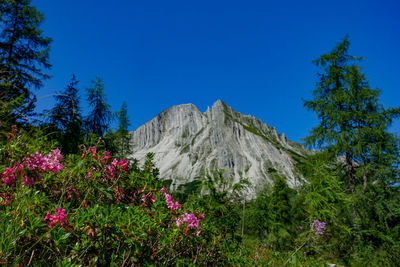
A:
[[48, 74, 83, 154], [84, 76, 112, 137], [115, 101, 131, 155], [0, 2, 399, 263], [303, 36, 400, 188], [117, 101, 130, 132], [302, 36, 400, 263], [0, 0, 51, 122]]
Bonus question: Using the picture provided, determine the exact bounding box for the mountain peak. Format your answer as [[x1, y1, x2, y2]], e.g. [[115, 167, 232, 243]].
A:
[[212, 99, 224, 107], [129, 101, 308, 197]]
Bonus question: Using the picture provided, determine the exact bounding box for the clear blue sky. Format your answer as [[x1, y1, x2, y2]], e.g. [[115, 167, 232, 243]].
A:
[[33, 0, 400, 143]]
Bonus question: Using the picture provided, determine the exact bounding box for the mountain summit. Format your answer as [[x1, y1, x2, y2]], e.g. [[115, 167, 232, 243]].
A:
[[129, 100, 308, 195]]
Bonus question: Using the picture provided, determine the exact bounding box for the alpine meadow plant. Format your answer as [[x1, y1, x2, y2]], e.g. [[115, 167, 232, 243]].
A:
[[0, 126, 234, 265]]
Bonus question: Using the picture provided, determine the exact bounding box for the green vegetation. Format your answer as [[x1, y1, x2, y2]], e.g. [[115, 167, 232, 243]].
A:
[[0, 0, 51, 123], [0, 1, 399, 265]]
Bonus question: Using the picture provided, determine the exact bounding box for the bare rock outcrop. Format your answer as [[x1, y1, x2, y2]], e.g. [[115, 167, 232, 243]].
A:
[[129, 100, 308, 197]]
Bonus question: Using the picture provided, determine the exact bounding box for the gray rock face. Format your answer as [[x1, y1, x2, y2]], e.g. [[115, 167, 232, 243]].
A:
[[129, 100, 308, 196]]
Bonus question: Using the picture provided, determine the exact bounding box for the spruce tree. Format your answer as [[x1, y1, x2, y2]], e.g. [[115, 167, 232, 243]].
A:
[[49, 74, 83, 154], [117, 101, 130, 132], [85, 76, 112, 137], [115, 101, 131, 154], [0, 0, 51, 122]]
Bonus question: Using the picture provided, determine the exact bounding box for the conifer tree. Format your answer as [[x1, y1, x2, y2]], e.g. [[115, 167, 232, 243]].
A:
[[117, 101, 130, 132], [304, 36, 400, 249], [85, 76, 112, 137], [116, 101, 131, 154], [0, 0, 51, 122], [304, 36, 400, 189], [49, 74, 83, 154]]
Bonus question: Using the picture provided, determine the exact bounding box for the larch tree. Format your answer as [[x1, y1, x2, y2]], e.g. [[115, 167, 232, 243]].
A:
[[303, 36, 400, 190], [304, 36, 400, 248]]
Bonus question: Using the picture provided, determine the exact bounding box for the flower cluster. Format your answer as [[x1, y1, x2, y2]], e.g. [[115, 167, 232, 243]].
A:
[[176, 213, 199, 229], [163, 193, 180, 210], [1, 163, 23, 186], [159, 186, 180, 210], [43, 206, 68, 228], [141, 192, 156, 203], [22, 176, 35, 187], [25, 149, 64, 173], [80, 147, 129, 181], [104, 158, 128, 180], [310, 219, 326, 235], [81, 146, 98, 159], [100, 151, 111, 163], [176, 213, 202, 235], [115, 186, 125, 203]]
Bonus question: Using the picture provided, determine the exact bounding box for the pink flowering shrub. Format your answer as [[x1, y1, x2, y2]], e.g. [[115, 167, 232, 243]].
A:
[[176, 213, 199, 229], [43, 206, 68, 228], [163, 192, 180, 211], [0, 129, 229, 266], [1, 163, 23, 186], [25, 149, 64, 173]]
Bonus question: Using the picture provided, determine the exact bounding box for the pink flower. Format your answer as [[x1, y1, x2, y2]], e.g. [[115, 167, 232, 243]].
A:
[[163, 193, 180, 210], [196, 230, 201, 236], [176, 217, 182, 227], [149, 192, 156, 202], [22, 176, 35, 187], [160, 186, 167, 193], [15, 162, 23, 171], [164, 193, 172, 202], [25, 152, 46, 170], [105, 165, 116, 179], [45, 149, 63, 172], [101, 151, 111, 164], [176, 213, 200, 230], [142, 192, 156, 203], [170, 201, 180, 210], [114, 186, 125, 203], [90, 146, 97, 157], [111, 158, 119, 168], [118, 159, 128, 172], [103, 151, 111, 159], [182, 213, 199, 229], [43, 206, 68, 228], [2, 173, 16, 186], [25, 149, 63, 173]]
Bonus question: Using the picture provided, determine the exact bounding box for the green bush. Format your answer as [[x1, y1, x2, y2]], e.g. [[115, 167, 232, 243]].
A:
[[0, 127, 233, 265]]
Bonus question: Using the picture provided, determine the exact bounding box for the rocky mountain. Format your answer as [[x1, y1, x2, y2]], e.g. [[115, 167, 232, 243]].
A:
[[129, 100, 309, 196]]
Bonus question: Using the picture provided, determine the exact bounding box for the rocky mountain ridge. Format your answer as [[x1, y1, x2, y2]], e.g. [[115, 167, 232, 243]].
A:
[[129, 100, 309, 196]]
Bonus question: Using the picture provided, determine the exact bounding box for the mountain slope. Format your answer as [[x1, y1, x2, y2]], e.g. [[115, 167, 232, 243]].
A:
[[129, 100, 309, 195]]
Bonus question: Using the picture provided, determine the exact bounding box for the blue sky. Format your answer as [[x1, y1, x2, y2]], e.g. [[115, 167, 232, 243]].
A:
[[33, 0, 400, 143]]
